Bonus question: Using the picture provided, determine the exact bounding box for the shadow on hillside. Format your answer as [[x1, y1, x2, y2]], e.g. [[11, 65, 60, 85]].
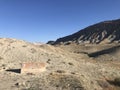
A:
[[107, 80, 120, 87], [88, 45, 120, 57], [6, 69, 21, 73]]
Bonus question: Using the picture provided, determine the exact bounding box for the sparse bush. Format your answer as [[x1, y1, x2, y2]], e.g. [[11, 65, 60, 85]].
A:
[[71, 72, 76, 75], [56, 70, 66, 73], [22, 45, 27, 47], [68, 62, 74, 65], [114, 77, 120, 86], [107, 77, 120, 87], [5, 39, 15, 43], [25, 85, 42, 90], [97, 80, 109, 88], [49, 74, 84, 90], [47, 59, 51, 64], [30, 48, 36, 53], [22, 79, 42, 90], [0, 56, 3, 60], [0, 42, 3, 45]]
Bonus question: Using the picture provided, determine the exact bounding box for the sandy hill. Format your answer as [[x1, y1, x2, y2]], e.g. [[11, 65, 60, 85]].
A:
[[0, 38, 120, 90], [52, 19, 120, 45]]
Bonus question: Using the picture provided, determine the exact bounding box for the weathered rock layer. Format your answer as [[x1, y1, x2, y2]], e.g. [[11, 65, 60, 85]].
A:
[[54, 19, 120, 44]]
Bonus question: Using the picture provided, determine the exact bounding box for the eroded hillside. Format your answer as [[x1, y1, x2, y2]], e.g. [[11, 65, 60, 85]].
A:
[[0, 38, 120, 90], [52, 19, 120, 45]]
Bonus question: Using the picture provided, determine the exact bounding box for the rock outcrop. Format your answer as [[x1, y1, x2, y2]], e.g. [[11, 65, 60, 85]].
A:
[[47, 40, 55, 45]]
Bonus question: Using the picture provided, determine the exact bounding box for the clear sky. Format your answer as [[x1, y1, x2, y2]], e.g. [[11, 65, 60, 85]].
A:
[[0, 0, 120, 43]]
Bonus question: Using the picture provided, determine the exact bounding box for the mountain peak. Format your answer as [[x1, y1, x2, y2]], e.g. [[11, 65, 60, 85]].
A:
[[53, 19, 120, 45]]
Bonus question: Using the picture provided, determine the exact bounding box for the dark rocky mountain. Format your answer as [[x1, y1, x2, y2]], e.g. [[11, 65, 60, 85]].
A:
[[47, 40, 55, 45], [53, 19, 120, 45]]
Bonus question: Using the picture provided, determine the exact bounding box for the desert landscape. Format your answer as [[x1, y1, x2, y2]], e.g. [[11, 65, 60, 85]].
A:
[[0, 19, 120, 90]]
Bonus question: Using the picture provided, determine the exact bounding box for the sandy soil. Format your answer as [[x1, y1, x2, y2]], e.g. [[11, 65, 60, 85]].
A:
[[0, 38, 120, 90]]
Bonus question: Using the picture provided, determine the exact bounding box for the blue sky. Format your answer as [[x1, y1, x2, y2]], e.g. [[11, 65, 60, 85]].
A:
[[0, 0, 120, 42]]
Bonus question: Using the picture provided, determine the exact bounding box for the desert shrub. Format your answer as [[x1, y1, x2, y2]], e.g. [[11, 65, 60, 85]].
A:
[[25, 84, 42, 90], [56, 70, 66, 73], [68, 62, 74, 66], [5, 39, 15, 43], [47, 59, 51, 64], [71, 72, 76, 75], [0, 42, 3, 45], [30, 48, 36, 53], [0, 56, 3, 60], [97, 80, 109, 88], [22, 79, 43, 90], [21, 74, 85, 90], [107, 77, 120, 86], [22, 45, 27, 47], [49, 74, 84, 90], [114, 77, 120, 86]]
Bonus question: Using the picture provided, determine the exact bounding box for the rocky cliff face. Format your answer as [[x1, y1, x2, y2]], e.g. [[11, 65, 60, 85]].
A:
[[54, 19, 120, 44]]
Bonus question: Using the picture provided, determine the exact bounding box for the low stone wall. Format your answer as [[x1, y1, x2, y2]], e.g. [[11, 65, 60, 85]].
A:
[[21, 62, 46, 74]]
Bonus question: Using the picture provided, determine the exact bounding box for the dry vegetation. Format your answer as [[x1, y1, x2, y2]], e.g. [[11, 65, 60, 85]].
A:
[[0, 38, 120, 90]]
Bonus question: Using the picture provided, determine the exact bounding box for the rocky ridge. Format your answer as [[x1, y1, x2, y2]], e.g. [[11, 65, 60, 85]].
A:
[[53, 19, 120, 45]]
